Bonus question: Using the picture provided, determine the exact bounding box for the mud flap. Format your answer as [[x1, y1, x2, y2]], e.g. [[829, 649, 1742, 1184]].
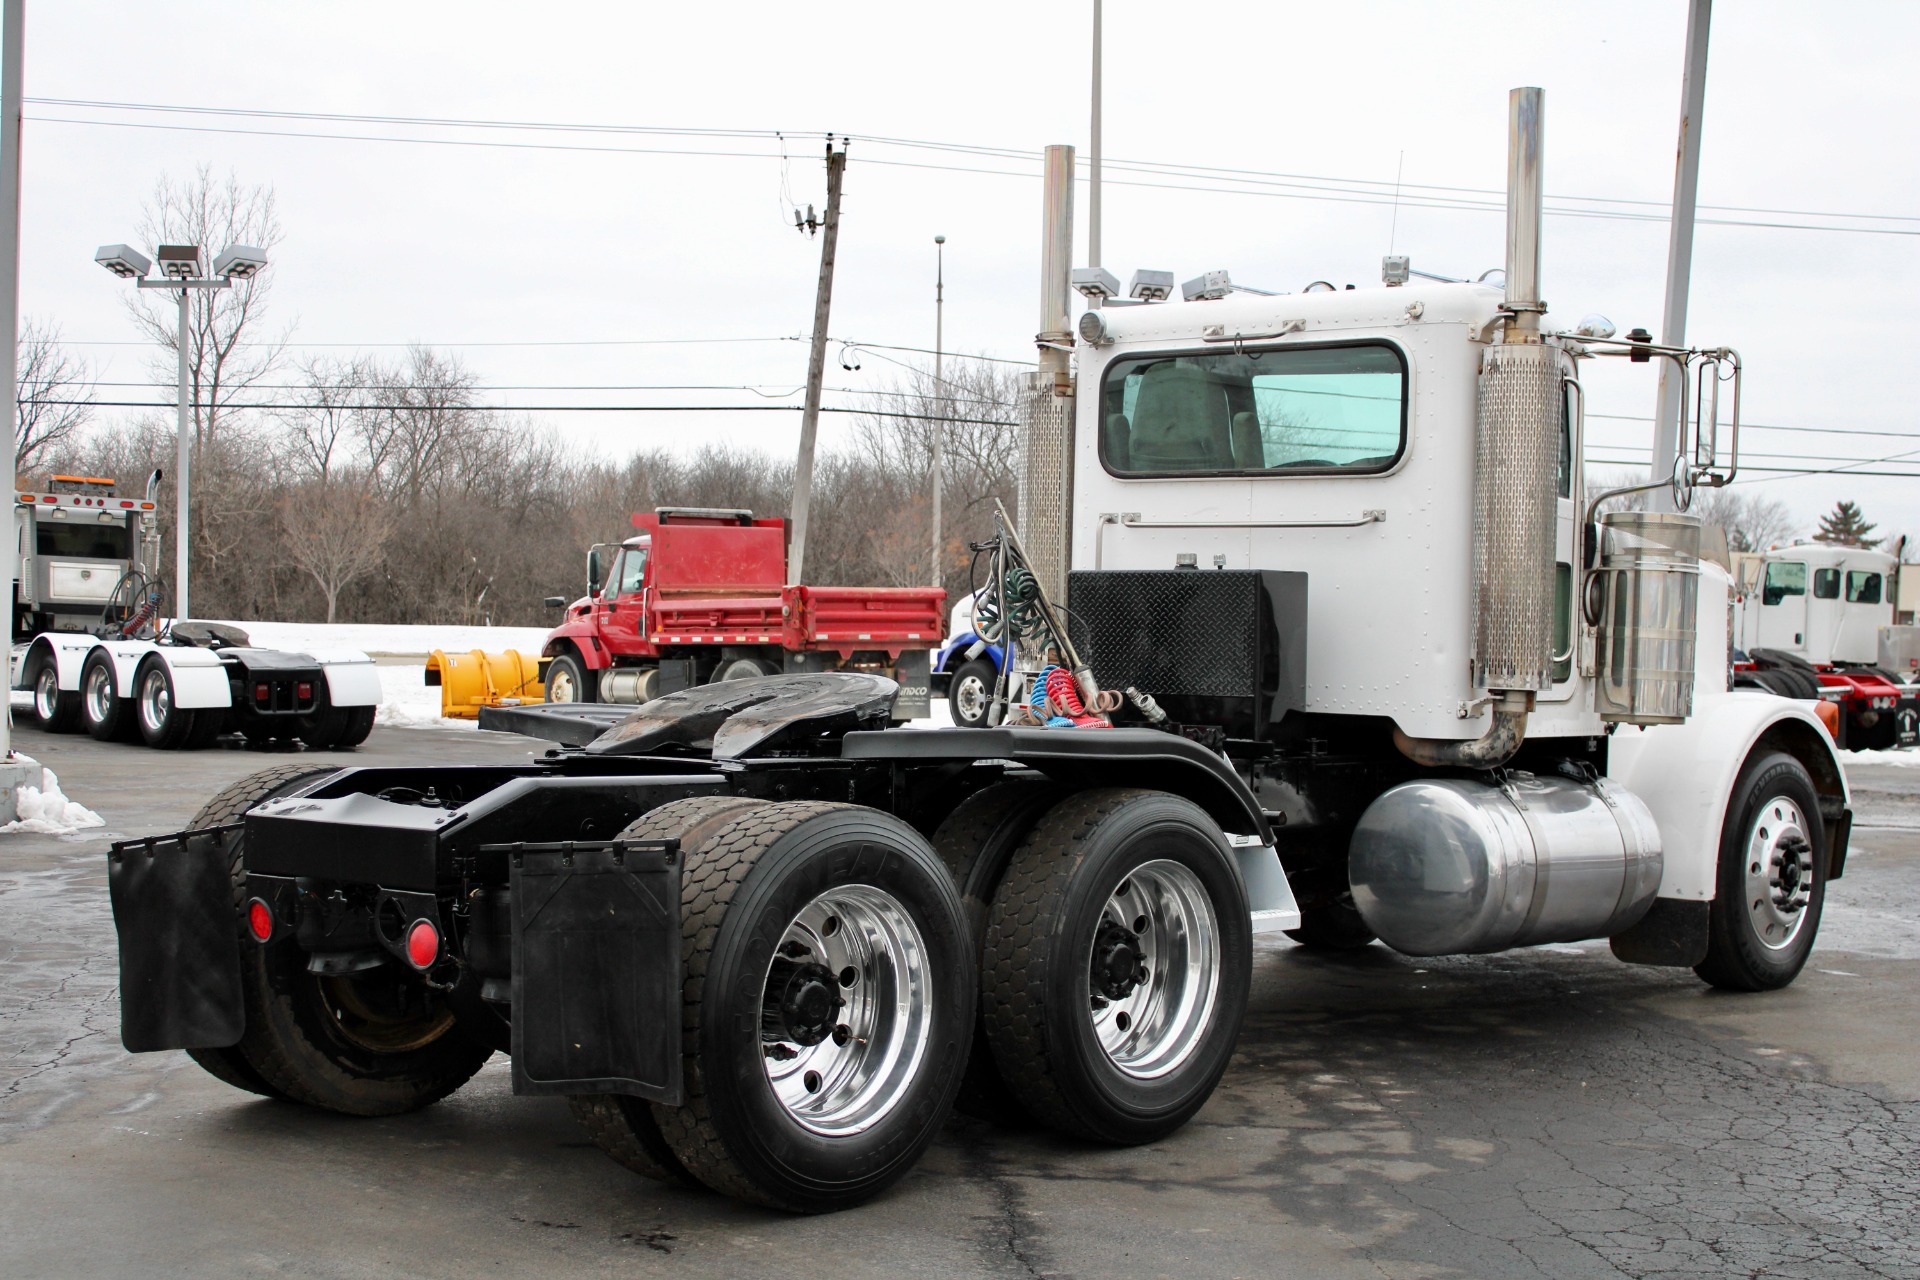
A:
[[106, 826, 245, 1052], [504, 839, 683, 1104]]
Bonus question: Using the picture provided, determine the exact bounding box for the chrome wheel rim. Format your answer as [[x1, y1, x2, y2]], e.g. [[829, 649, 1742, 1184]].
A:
[[1088, 859, 1220, 1079], [1745, 795, 1814, 950], [953, 672, 989, 724], [83, 664, 114, 724], [139, 669, 171, 734], [759, 884, 932, 1137], [33, 665, 58, 720], [718, 659, 765, 681], [547, 664, 576, 702]]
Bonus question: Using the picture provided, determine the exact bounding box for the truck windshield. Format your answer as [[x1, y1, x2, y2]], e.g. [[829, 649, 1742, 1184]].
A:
[[36, 519, 131, 560], [1099, 341, 1406, 477]]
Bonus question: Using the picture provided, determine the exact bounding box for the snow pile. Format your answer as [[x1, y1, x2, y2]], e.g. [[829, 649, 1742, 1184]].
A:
[[1842, 748, 1920, 768], [4, 755, 104, 835], [213, 620, 549, 658]]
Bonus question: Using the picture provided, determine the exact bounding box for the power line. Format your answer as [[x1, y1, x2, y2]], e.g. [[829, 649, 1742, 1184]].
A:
[[21, 398, 1011, 427], [26, 101, 1918, 238]]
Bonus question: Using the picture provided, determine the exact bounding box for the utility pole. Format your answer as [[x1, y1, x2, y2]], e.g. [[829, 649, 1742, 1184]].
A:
[[788, 139, 846, 585], [1, 0, 23, 766], [1650, 0, 1711, 512], [1087, 0, 1103, 310], [929, 233, 945, 588]]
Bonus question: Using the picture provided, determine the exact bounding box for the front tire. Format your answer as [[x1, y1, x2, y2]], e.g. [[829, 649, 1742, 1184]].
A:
[[543, 651, 593, 703], [982, 789, 1250, 1145], [1696, 752, 1828, 992], [649, 802, 972, 1212], [948, 658, 998, 729]]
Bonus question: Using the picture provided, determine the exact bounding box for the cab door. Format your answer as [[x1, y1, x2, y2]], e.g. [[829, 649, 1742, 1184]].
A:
[[600, 547, 649, 652], [1756, 560, 1809, 651]]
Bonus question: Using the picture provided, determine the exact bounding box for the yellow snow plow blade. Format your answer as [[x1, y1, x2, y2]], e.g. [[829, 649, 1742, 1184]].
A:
[[424, 649, 546, 719]]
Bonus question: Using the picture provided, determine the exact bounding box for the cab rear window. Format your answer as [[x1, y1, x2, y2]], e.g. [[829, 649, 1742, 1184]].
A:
[[1099, 342, 1406, 477]]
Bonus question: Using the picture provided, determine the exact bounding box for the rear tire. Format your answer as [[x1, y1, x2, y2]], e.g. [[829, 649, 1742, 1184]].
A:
[[543, 651, 594, 703], [333, 705, 376, 748], [712, 656, 777, 682], [134, 660, 199, 749], [183, 765, 345, 1101], [982, 789, 1250, 1145], [27, 652, 80, 732], [648, 802, 972, 1212], [81, 652, 136, 742], [1696, 752, 1827, 992], [567, 794, 769, 1186], [931, 781, 1062, 1123]]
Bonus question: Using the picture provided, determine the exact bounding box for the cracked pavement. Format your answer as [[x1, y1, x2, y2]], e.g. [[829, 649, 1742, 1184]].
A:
[[2, 723, 1916, 1278]]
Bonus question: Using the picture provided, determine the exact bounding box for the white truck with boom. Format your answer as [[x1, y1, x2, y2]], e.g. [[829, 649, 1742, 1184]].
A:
[[10, 474, 380, 749], [101, 89, 1847, 1214]]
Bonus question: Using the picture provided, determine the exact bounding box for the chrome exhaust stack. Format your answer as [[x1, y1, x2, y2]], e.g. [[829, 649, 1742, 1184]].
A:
[[1400, 87, 1559, 769]]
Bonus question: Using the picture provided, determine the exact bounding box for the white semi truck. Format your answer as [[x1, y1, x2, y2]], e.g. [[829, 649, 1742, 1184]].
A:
[[104, 89, 1847, 1214], [10, 475, 380, 749]]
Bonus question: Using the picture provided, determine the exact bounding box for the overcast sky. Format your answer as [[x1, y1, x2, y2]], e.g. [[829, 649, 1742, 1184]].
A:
[[16, 1, 1920, 541]]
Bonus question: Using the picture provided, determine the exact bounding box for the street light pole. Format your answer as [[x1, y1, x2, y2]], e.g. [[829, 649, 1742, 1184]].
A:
[[103, 241, 263, 621], [173, 288, 189, 616], [0, 0, 23, 765], [1088, 0, 1103, 310], [929, 233, 945, 589]]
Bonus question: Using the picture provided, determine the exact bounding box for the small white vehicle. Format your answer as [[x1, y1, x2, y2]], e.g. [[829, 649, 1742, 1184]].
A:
[[10, 475, 379, 750]]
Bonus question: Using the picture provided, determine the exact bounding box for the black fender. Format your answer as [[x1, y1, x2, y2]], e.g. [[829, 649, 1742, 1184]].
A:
[[840, 727, 1271, 840]]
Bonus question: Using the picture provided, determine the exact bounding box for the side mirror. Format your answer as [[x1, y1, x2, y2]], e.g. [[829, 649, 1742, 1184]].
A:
[[544, 595, 567, 608], [587, 548, 603, 595]]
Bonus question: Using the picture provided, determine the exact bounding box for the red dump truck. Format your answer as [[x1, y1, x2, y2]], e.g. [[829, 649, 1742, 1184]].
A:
[[539, 506, 943, 717]]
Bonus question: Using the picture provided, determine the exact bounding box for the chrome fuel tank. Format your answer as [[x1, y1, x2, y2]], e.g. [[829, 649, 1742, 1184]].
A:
[[1349, 773, 1662, 956]]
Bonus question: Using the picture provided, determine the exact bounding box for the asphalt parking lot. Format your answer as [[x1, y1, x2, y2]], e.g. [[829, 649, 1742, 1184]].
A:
[[2, 722, 1917, 1279]]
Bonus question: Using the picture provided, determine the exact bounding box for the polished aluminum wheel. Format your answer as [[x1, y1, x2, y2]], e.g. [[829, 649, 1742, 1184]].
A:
[[83, 662, 115, 726], [138, 668, 173, 736], [1087, 859, 1220, 1080], [1745, 794, 1814, 950], [32, 664, 60, 721], [759, 885, 932, 1137], [952, 671, 990, 725]]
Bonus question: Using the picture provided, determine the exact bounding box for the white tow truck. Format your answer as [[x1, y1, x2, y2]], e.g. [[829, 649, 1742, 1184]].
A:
[[104, 88, 1849, 1215], [10, 475, 380, 749]]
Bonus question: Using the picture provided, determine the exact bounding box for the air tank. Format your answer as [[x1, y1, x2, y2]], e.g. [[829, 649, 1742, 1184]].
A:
[[1348, 772, 1662, 956]]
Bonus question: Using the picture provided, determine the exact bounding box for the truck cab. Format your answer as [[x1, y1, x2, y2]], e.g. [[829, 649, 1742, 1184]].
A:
[[12, 476, 156, 639]]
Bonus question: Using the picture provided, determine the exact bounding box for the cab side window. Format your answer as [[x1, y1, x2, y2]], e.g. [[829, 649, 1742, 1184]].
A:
[[1812, 568, 1840, 600], [618, 549, 647, 597], [1846, 570, 1883, 605]]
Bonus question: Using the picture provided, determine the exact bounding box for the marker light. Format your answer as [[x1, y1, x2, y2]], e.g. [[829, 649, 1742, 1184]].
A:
[[405, 919, 440, 969], [295, 682, 313, 700], [246, 898, 274, 943]]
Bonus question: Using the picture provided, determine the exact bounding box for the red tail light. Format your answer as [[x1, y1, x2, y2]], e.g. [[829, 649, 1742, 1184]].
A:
[[254, 683, 270, 702], [246, 898, 274, 942], [295, 681, 313, 700], [405, 919, 440, 969]]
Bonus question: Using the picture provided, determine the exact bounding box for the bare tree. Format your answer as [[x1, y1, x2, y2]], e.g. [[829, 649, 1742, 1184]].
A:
[[280, 355, 376, 483], [124, 166, 286, 455], [14, 320, 94, 475], [1586, 470, 1799, 552], [279, 476, 393, 623]]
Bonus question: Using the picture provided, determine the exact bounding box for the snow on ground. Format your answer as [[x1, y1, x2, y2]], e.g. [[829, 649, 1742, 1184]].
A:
[[3, 755, 104, 835], [1843, 748, 1920, 767], [209, 620, 549, 658]]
